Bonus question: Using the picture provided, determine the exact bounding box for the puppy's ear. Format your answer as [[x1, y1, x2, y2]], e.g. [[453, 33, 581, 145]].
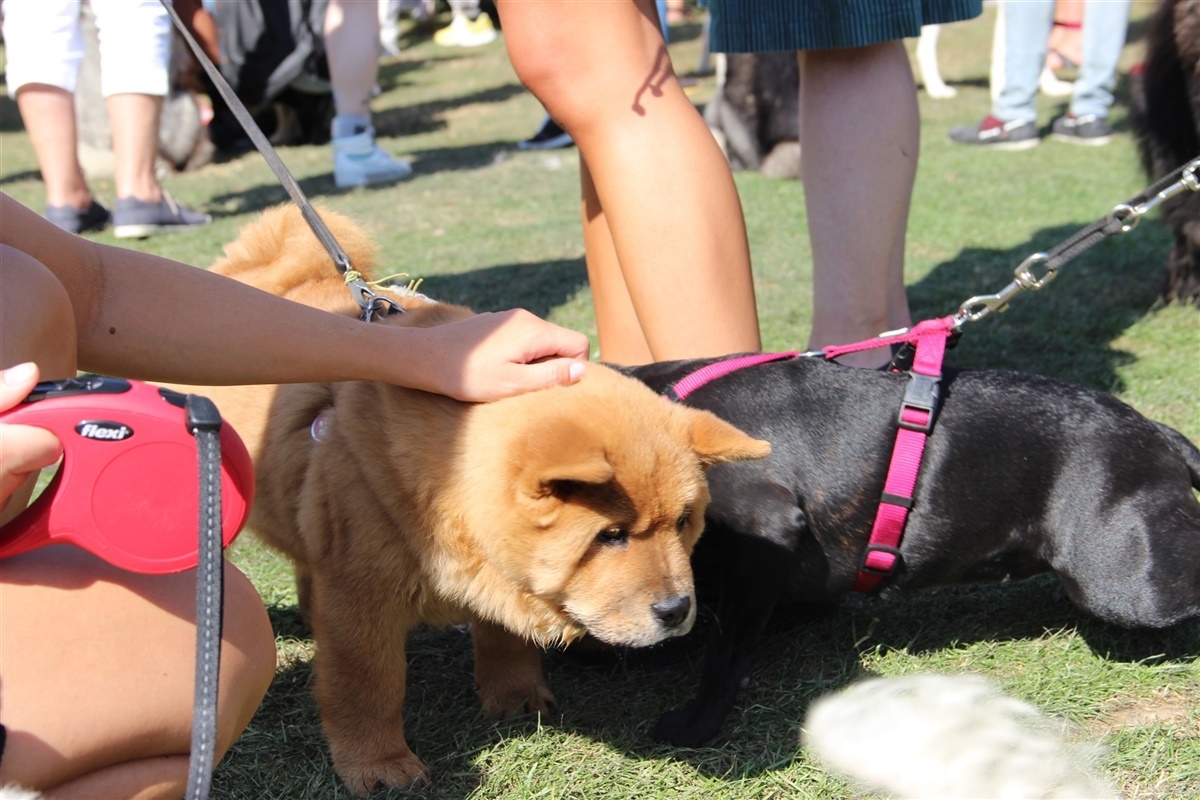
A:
[[516, 419, 615, 501], [685, 408, 771, 467]]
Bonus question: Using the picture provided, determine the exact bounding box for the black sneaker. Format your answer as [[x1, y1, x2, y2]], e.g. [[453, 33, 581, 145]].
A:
[[113, 193, 212, 239], [44, 200, 111, 234], [1050, 113, 1113, 146], [948, 115, 1039, 150], [518, 115, 574, 150]]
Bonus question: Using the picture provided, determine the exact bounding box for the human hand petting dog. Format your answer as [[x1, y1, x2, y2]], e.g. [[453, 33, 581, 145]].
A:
[[0, 362, 63, 523], [408, 308, 589, 402]]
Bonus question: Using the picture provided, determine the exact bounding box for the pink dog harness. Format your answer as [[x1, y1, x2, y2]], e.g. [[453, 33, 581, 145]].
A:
[[663, 315, 958, 593]]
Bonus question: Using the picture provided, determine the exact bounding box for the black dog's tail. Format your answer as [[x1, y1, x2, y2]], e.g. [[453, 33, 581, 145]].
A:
[[1153, 421, 1200, 489]]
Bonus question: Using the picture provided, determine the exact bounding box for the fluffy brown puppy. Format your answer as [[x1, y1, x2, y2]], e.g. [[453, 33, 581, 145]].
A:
[[184, 205, 770, 794]]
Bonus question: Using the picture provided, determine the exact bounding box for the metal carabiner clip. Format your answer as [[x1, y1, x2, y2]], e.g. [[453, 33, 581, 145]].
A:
[[1013, 251, 1058, 291], [956, 279, 1025, 324], [1109, 157, 1200, 233]]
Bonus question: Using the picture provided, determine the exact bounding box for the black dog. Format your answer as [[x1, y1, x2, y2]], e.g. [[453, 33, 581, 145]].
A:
[[625, 356, 1200, 747], [1131, 0, 1200, 305]]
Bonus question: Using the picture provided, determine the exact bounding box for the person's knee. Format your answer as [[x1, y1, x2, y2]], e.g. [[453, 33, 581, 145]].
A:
[[216, 561, 276, 757], [0, 244, 78, 378], [504, 28, 651, 131], [506, 40, 584, 125]]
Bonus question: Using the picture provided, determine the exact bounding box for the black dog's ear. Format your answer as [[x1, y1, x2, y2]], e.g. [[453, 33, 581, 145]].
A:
[[684, 408, 771, 468]]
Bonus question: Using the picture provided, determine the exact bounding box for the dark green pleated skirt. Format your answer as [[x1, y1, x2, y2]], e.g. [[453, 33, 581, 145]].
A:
[[707, 0, 984, 52]]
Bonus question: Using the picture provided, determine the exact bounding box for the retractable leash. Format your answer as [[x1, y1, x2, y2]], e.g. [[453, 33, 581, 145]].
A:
[[150, 4, 415, 793], [665, 157, 1200, 593], [0, 379, 252, 570], [157, 0, 403, 323], [0, 378, 254, 800]]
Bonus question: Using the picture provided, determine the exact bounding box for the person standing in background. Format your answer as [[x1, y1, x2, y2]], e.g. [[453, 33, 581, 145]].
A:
[[706, 1, 983, 368], [951, 0, 1132, 149], [326, 0, 415, 187], [4, 0, 212, 237]]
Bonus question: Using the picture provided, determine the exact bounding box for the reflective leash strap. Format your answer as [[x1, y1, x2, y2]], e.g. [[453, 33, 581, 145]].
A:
[[957, 156, 1200, 324], [184, 396, 225, 800], [157, 0, 399, 322]]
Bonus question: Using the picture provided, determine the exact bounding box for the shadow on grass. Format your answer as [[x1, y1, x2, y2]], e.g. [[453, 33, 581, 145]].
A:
[[906, 218, 1173, 392], [0, 168, 41, 186], [406, 139, 541, 174], [0, 94, 23, 133], [219, 571, 1197, 796], [206, 136, 537, 217], [543, 576, 1200, 782], [373, 82, 528, 140], [418, 257, 588, 319]]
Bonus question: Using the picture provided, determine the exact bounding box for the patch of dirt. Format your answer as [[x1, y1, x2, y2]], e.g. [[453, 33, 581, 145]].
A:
[[1092, 688, 1199, 737]]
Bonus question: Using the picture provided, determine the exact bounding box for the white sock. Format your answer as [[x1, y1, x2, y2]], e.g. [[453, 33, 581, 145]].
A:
[[332, 114, 371, 139]]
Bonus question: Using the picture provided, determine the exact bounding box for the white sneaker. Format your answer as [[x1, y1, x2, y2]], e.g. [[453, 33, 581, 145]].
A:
[[332, 127, 413, 188], [433, 13, 497, 47]]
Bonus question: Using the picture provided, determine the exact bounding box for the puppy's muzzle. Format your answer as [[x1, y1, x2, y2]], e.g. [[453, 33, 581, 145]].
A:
[[652, 595, 692, 631]]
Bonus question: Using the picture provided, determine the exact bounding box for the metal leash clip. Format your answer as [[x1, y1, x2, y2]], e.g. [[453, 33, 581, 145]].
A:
[[347, 277, 402, 322], [955, 156, 1200, 327], [955, 252, 1054, 325], [1107, 156, 1200, 234]]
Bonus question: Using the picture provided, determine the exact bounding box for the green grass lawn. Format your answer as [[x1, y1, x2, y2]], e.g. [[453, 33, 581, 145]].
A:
[[3, 5, 1197, 798]]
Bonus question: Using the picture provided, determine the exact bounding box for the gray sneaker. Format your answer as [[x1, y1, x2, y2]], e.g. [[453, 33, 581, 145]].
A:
[[1050, 114, 1113, 146], [948, 115, 1039, 151], [44, 200, 111, 234], [113, 193, 212, 239]]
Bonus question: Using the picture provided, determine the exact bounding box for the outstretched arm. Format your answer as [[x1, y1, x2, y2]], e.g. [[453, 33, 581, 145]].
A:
[[0, 193, 588, 401]]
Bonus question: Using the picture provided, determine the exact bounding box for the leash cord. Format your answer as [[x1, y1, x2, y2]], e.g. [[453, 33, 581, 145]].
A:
[[184, 396, 225, 800], [956, 156, 1200, 325], [158, 0, 399, 322]]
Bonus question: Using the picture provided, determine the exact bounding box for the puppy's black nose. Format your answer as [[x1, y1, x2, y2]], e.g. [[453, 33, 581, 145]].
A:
[[652, 595, 692, 629]]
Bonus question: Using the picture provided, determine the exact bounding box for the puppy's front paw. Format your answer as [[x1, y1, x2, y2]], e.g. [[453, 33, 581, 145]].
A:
[[335, 749, 430, 796], [478, 676, 559, 719], [472, 619, 558, 718]]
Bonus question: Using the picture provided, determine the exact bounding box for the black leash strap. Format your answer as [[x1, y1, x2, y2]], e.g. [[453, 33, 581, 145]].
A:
[[957, 156, 1200, 324], [184, 395, 226, 800], [158, 0, 399, 322]]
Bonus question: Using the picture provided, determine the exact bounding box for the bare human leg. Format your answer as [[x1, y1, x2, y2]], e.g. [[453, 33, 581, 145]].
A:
[[800, 41, 917, 369], [14, 86, 92, 211], [498, 0, 760, 366]]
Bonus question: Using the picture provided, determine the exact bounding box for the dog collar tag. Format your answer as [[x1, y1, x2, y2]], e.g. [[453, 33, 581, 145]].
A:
[[311, 409, 333, 442]]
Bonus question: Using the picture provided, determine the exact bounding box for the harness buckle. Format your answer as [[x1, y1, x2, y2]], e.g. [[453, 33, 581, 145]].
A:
[[897, 372, 941, 433], [860, 543, 903, 576]]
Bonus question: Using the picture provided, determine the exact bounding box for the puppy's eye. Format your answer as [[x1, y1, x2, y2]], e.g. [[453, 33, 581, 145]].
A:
[[675, 509, 693, 532], [596, 526, 628, 546]]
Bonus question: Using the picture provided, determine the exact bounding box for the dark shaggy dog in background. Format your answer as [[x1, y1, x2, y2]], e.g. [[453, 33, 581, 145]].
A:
[[703, 52, 802, 180], [1131, 0, 1200, 305]]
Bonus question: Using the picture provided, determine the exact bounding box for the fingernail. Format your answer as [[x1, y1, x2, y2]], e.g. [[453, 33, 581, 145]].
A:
[[568, 361, 586, 382], [2, 362, 37, 386]]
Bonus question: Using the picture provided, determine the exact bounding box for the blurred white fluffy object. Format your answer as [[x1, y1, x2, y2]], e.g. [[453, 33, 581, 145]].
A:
[[802, 673, 1118, 799]]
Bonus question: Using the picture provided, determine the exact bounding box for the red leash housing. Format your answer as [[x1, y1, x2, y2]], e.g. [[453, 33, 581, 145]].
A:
[[0, 378, 254, 573]]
